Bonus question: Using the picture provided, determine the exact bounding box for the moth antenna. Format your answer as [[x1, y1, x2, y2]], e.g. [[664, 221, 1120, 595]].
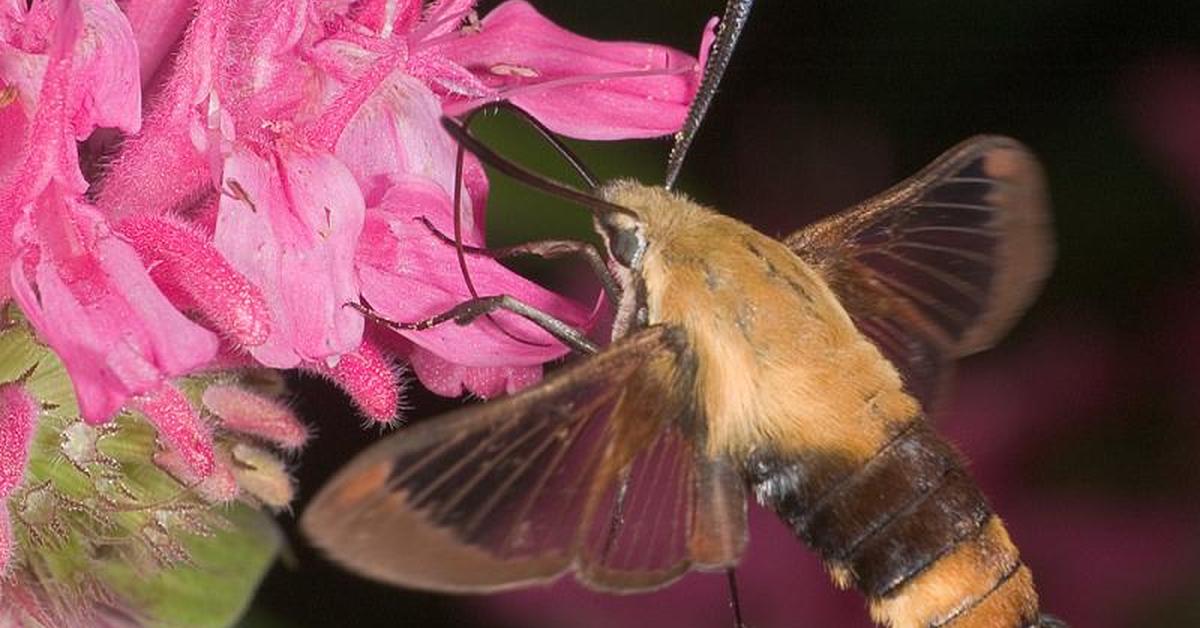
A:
[[469, 102, 600, 189], [441, 117, 636, 219], [449, 101, 601, 308], [449, 128, 549, 348], [451, 142, 480, 301], [664, 0, 755, 190]]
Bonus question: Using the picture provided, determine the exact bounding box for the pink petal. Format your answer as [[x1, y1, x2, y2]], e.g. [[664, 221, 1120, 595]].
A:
[[92, 0, 225, 219], [410, 347, 542, 399], [436, 0, 703, 140], [0, 0, 138, 139], [221, 0, 317, 124], [0, 77, 30, 187], [334, 71, 469, 209], [344, 0, 424, 39], [118, 214, 272, 347], [330, 62, 491, 229], [71, 0, 141, 136], [202, 383, 309, 449], [0, 382, 37, 497], [355, 175, 589, 373], [115, 0, 194, 89], [418, 0, 475, 41], [0, 0, 88, 199], [214, 140, 366, 368], [303, 339, 402, 424], [132, 383, 215, 479], [11, 194, 219, 423], [0, 7, 87, 302]]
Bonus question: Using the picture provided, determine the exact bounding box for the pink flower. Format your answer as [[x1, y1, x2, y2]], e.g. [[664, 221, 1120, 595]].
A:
[[92, 0, 704, 400], [1, 0, 702, 501], [214, 138, 366, 368], [0, 0, 706, 619], [11, 193, 219, 424], [2, 0, 218, 438]]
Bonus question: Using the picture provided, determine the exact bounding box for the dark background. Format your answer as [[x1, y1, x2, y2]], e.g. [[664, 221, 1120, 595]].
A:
[[244, 2, 1200, 626]]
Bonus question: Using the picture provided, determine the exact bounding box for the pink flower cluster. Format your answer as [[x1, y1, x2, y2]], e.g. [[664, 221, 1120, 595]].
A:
[[0, 0, 704, 569]]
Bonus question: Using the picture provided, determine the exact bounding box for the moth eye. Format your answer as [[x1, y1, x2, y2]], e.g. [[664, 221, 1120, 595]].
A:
[[608, 227, 645, 268]]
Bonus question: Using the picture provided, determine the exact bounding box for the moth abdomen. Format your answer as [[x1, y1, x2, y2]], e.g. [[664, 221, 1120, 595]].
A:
[[746, 420, 1043, 627]]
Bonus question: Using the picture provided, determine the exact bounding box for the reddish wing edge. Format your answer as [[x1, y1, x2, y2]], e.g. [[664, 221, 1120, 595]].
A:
[[787, 135, 1053, 408], [301, 325, 747, 594]]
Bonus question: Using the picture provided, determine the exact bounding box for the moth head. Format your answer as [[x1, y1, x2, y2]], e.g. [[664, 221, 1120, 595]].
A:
[[595, 209, 647, 269], [596, 180, 681, 270], [598, 180, 713, 271]]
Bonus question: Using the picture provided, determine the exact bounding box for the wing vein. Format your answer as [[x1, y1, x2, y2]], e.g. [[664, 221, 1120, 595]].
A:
[[891, 241, 993, 264], [873, 249, 988, 302], [910, 201, 996, 213], [432, 417, 551, 522]]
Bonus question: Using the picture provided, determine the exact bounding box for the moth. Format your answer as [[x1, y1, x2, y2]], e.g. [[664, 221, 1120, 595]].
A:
[[303, 2, 1061, 626]]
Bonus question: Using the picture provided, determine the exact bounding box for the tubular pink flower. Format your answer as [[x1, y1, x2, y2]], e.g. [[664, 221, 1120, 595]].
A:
[[70, 0, 142, 136], [0, 0, 89, 282], [332, 62, 492, 237], [202, 383, 309, 449], [1, 0, 142, 296], [214, 138, 366, 368], [334, 70, 467, 208], [436, 0, 706, 139], [0, 382, 38, 573], [0, 382, 37, 497], [91, 0, 230, 219], [83, 0, 701, 399], [304, 338, 403, 424], [0, 0, 140, 139], [115, 0, 194, 89], [154, 448, 239, 504], [410, 348, 543, 399], [130, 383, 215, 478], [0, 0, 708, 618], [118, 214, 272, 347], [11, 192, 219, 423]]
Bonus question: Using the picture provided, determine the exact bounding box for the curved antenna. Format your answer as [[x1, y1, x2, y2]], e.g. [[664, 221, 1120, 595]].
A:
[[440, 117, 636, 219], [664, 0, 755, 190], [447, 136, 549, 348], [468, 102, 601, 190]]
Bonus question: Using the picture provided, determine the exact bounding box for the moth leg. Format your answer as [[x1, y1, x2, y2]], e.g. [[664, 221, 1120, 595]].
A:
[[416, 216, 621, 306], [726, 568, 746, 628], [351, 296, 598, 355]]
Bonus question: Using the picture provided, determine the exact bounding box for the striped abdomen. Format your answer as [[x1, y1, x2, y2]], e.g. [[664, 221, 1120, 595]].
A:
[[745, 419, 1051, 627]]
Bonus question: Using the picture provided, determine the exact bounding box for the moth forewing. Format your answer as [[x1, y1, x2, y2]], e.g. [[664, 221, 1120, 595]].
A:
[[302, 325, 746, 594]]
